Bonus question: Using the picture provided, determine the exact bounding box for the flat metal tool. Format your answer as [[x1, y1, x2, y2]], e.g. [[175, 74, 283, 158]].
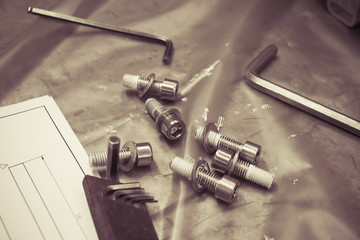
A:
[[83, 136, 158, 240], [245, 44, 360, 137], [27, 7, 173, 64]]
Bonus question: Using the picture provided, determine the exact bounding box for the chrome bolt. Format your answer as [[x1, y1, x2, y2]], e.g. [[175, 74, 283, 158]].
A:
[[145, 98, 186, 141], [213, 149, 274, 189], [194, 122, 261, 164], [123, 73, 179, 101], [89, 141, 153, 172], [170, 155, 240, 203]]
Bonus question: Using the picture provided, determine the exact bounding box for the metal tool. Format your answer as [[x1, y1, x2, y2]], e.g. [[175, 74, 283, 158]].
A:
[[194, 123, 261, 164], [27, 7, 173, 64], [170, 155, 239, 203], [83, 135, 158, 239], [145, 98, 186, 141], [123, 73, 179, 101], [245, 44, 360, 137]]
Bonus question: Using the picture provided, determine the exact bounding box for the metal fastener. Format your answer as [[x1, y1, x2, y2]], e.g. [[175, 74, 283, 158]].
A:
[[123, 73, 179, 101], [194, 123, 261, 164], [89, 141, 153, 172], [145, 98, 186, 141], [170, 155, 239, 203], [213, 149, 274, 189]]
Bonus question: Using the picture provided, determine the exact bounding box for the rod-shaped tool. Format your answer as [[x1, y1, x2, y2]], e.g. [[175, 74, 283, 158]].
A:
[[245, 44, 360, 137], [27, 7, 173, 64]]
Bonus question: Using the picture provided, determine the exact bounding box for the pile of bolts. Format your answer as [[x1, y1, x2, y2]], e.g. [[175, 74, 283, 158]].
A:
[[88, 73, 275, 204]]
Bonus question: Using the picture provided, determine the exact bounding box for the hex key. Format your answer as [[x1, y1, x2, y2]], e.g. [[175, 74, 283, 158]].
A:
[[27, 7, 173, 64], [245, 44, 360, 137]]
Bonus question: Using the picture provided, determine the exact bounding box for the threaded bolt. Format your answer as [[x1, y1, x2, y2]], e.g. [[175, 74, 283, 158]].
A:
[[145, 98, 186, 141], [123, 73, 179, 101], [194, 123, 261, 164], [213, 149, 274, 189], [89, 141, 153, 172], [170, 155, 240, 203]]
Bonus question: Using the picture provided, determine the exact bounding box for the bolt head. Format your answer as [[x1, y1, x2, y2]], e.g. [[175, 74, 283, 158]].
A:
[[239, 141, 261, 164], [155, 109, 186, 141], [215, 175, 240, 203]]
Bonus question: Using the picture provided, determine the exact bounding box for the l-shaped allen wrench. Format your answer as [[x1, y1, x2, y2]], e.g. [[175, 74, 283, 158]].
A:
[[27, 7, 173, 64], [245, 44, 360, 137]]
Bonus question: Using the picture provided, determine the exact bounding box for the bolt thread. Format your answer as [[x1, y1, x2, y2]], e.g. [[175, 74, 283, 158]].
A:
[[145, 98, 166, 119], [234, 160, 274, 189], [147, 81, 162, 95], [195, 127, 243, 153], [194, 126, 205, 141], [197, 168, 221, 193], [218, 135, 243, 152], [170, 156, 195, 181], [207, 130, 222, 148], [122, 74, 149, 90], [89, 151, 107, 170], [88, 149, 132, 171]]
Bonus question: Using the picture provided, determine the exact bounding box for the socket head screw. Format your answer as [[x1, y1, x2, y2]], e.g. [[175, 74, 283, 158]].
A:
[[194, 123, 261, 164], [240, 141, 261, 164], [145, 98, 186, 141], [123, 73, 179, 101], [215, 175, 239, 203], [213, 149, 274, 189], [170, 156, 240, 203], [134, 142, 153, 167]]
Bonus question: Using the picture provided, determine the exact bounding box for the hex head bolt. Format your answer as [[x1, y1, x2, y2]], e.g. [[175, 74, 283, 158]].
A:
[[194, 123, 261, 164], [213, 149, 274, 189], [89, 141, 153, 172], [145, 98, 186, 141], [123, 73, 179, 101], [170, 155, 240, 203]]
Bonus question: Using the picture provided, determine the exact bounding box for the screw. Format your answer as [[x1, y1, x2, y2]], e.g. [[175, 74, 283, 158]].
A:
[[212, 148, 274, 189], [123, 73, 179, 101], [194, 122, 261, 164], [89, 141, 153, 172], [170, 155, 239, 203], [145, 98, 186, 141]]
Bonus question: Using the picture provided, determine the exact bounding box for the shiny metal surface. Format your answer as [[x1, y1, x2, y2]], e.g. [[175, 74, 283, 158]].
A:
[[1, 0, 360, 239], [245, 44, 360, 137], [27, 7, 173, 64]]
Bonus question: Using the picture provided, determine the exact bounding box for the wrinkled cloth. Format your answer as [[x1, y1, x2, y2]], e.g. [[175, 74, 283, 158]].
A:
[[1, 0, 360, 239]]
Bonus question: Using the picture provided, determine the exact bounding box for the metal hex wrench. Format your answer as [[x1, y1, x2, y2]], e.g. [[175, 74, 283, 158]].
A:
[[245, 44, 360, 137], [27, 7, 173, 64]]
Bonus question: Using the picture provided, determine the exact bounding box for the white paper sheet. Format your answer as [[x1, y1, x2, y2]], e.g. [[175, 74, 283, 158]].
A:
[[0, 96, 98, 240]]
